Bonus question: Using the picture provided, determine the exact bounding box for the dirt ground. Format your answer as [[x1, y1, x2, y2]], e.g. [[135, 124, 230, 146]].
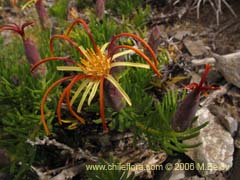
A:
[[161, 0, 240, 55]]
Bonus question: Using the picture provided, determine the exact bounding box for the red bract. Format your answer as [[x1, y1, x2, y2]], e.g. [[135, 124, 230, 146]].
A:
[[171, 64, 218, 132], [31, 18, 161, 135], [0, 22, 46, 77], [0, 22, 33, 38]]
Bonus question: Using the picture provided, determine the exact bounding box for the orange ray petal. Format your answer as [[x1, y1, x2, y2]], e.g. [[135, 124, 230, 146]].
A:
[[198, 64, 211, 90], [99, 77, 108, 132], [41, 76, 74, 135], [50, 34, 87, 58], [109, 33, 158, 66], [31, 57, 80, 73], [65, 18, 98, 52], [65, 74, 89, 124], [57, 88, 68, 125], [111, 45, 161, 77]]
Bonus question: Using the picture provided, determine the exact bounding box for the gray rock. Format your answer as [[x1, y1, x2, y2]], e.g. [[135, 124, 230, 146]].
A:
[[208, 105, 239, 136], [184, 40, 207, 57], [158, 25, 169, 39], [212, 53, 240, 88], [182, 176, 205, 180], [174, 30, 191, 41], [184, 107, 234, 176], [169, 169, 185, 180]]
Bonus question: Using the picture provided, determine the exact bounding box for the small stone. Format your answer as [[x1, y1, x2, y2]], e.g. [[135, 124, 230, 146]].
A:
[[182, 176, 205, 180], [174, 30, 191, 41], [209, 105, 239, 136], [224, 116, 238, 135], [184, 107, 234, 176], [206, 70, 223, 84], [170, 165, 186, 180], [212, 53, 240, 88], [99, 134, 111, 147], [184, 40, 207, 57], [158, 25, 169, 39]]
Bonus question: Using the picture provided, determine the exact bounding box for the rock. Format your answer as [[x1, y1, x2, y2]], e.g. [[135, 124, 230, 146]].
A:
[[230, 130, 240, 180], [206, 70, 223, 84], [174, 30, 191, 41], [169, 170, 185, 180], [184, 107, 234, 176], [227, 86, 240, 108], [212, 53, 240, 88], [182, 176, 205, 180], [182, 174, 226, 180], [169, 160, 186, 180], [223, 116, 238, 135], [208, 104, 239, 136], [156, 159, 186, 180], [158, 25, 169, 39], [184, 40, 207, 57]]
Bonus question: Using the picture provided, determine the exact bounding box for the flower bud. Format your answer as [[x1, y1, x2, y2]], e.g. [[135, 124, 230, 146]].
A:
[[96, 0, 105, 20]]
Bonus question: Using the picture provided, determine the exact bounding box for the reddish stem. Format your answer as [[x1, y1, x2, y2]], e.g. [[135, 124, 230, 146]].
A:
[[100, 77, 108, 132], [50, 34, 87, 58], [196, 64, 211, 92], [111, 45, 161, 77], [65, 18, 98, 52], [65, 75, 88, 124], [108, 33, 158, 66], [31, 56, 80, 73], [41, 76, 74, 135]]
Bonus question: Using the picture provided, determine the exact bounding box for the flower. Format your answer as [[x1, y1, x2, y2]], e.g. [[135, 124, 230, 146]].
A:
[[31, 18, 161, 135]]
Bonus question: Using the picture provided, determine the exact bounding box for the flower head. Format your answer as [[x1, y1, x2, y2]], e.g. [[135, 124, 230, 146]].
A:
[[0, 22, 46, 77], [31, 18, 161, 135], [185, 64, 219, 94], [0, 21, 33, 39]]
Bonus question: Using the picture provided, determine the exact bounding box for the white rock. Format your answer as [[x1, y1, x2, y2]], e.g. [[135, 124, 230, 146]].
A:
[[213, 53, 240, 88], [183, 40, 207, 57], [184, 107, 234, 176]]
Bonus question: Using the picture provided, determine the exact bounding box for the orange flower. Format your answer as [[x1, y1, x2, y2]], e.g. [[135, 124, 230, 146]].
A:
[[31, 18, 161, 135]]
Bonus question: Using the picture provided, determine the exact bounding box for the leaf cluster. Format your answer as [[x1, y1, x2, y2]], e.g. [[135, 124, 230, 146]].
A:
[[0, 31, 61, 179], [106, 65, 208, 154], [135, 90, 208, 154]]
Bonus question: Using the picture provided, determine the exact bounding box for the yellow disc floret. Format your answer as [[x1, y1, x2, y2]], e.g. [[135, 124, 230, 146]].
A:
[[79, 48, 111, 77]]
